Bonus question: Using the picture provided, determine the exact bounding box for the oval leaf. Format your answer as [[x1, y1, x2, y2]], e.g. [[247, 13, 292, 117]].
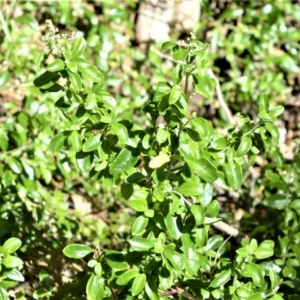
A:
[[63, 244, 93, 259], [81, 65, 104, 83], [47, 59, 65, 72], [110, 148, 139, 175], [185, 156, 219, 183], [83, 134, 101, 152], [132, 273, 146, 296], [210, 270, 232, 288], [224, 162, 242, 189], [2, 238, 22, 255], [149, 153, 170, 169], [72, 37, 86, 59]]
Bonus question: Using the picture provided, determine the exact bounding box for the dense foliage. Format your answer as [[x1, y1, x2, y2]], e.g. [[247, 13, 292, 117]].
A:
[[0, 1, 299, 300]]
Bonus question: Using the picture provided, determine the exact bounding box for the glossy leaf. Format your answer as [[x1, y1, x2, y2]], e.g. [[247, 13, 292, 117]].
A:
[[131, 273, 146, 296], [83, 134, 101, 152], [63, 244, 93, 259], [69, 131, 82, 151], [2, 238, 22, 255], [236, 137, 252, 156], [190, 205, 205, 225], [72, 37, 86, 59], [265, 123, 280, 143], [224, 162, 242, 189], [86, 274, 105, 300], [181, 233, 196, 259], [169, 86, 181, 104], [164, 210, 182, 240], [176, 180, 203, 196], [48, 131, 70, 153], [193, 74, 215, 98], [259, 94, 269, 112], [172, 49, 188, 61], [149, 153, 170, 169], [110, 148, 139, 175], [129, 237, 154, 251], [111, 122, 129, 145], [47, 59, 65, 72], [185, 156, 219, 183], [131, 215, 148, 236], [5, 269, 25, 282], [81, 65, 104, 83], [127, 199, 148, 212], [210, 270, 232, 288], [116, 269, 139, 285], [67, 71, 82, 92], [241, 263, 264, 287], [254, 240, 275, 259], [2, 256, 23, 268]]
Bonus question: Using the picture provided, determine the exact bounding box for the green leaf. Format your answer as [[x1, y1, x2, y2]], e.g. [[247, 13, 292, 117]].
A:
[[131, 215, 148, 236], [190, 205, 204, 225], [121, 183, 134, 200], [5, 269, 25, 282], [116, 269, 139, 285], [67, 71, 82, 92], [269, 106, 284, 119], [210, 270, 232, 288], [6, 157, 22, 174], [161, 41, 176, 51], [66, 61, 78, 73], [85, 93, 97, 110], [163, 248, 183, 271], [47, 59, 65, 72], [69, 131, 82, 151], [265, 123, 280, 143], [206, 200, 220, 217], [131, 273, 146, 296], [86, 274, 105, 300], [105, 251, 129, 270], [96, 91, 117, 109], [0, 287, 9, 300], [63, 244, 93, 259], [254, 240, 275, 260], [171, 64, 183, 84], [169, 86, 181, 104], [153, 81, 172, 94], [259, 94, 269, 113], [224, 162, 242, 189], [181, 233, 196, 259], [0, 70, 11, 86], [236, 137, 252, 156], [149, 153, 170, 169], [48, 131, 70, 153], [164, 210, 182, 240], [245, 293, 263, 300], [72, 37, 86, 59], [34, 71, 60, 89], [83, 134, 101, 152], [127, 199, 148, 212], [81, 65, 104, 83], [2, 238, 22, 255], [172, 49, 188, 61], [241, 263, 264, 287], [185, 156, 219, 183], [193, 74, 215, 98], [145, 280, 160, 300], [129, 237, 154, 251], [2, 256, 23, 268], [111, 122, 129, 145], [76, 151, 93, 173], [110, 148, 139, 175], [176, 180, 203, 196]]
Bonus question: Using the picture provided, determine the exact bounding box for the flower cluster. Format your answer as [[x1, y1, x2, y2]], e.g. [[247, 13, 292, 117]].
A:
[[41, 19, 75, 57]]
